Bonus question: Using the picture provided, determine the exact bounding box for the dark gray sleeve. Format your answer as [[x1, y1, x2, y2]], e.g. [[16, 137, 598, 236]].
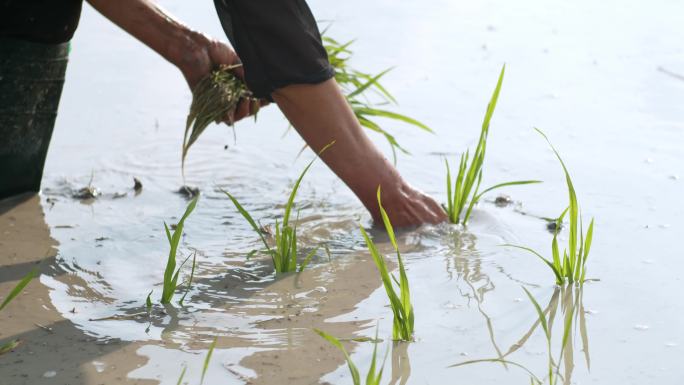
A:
[[214, 0, 334, 100]]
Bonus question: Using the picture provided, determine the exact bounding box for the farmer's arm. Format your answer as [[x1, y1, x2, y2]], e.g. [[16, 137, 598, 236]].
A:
[[215, 0, 446, 226], [274, 81, 446, 226], [85, 0, 258, 121]]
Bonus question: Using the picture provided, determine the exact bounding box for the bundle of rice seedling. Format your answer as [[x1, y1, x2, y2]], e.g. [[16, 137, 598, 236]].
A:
[[182, 64, 257, 173]]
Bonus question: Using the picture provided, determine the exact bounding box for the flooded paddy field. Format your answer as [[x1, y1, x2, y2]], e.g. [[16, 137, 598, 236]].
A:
[[1, 0, 683, 384]]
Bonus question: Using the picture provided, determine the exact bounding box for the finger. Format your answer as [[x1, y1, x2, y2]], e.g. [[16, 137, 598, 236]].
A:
[[234, 99, 251, 121], [231, 65, 245, 80], [207, 39, 246, 78], [426, 198, 448, 221]]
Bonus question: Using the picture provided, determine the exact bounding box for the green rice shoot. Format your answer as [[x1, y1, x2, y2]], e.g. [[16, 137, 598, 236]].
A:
[[160, 195, 199, 304], [444, 65, 541, 225], [182, 64, 256, 174], [174, 336, 217, 385], [178, 251, 197, 306], [0, 268, 37, 312], [503, 128, 595, 285], [323, 31, 432, 164], [359, 187, 414, 341], [314, 327, 387, 385], [200, 337, 217, 385], [0, 339, 21, 356], [175, 366, 187, 385], [223, 143, 333, 274], [0, 269, 38, 356]]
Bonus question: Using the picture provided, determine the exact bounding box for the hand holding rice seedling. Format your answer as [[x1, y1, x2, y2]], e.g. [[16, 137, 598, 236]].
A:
[[360, 187, 415, 341], [223, 143, 333, 274], [504, 129, 595, 285], [444, 65, 541, 225], [182, 64, 258, 173]]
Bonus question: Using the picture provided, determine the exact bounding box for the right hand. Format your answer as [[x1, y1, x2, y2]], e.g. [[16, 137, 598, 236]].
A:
[[177, 32, 269, 124], [373, 182, 448, 228]]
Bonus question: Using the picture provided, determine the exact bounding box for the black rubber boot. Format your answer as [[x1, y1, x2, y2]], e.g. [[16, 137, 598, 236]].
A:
[[0, 38, 69, 200]]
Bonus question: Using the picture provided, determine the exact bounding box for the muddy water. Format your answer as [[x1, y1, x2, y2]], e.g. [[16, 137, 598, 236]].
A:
[[1, 0, 683, 384]]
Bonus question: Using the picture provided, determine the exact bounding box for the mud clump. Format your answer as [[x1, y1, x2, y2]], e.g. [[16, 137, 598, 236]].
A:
[[177, 186, 199, 198]]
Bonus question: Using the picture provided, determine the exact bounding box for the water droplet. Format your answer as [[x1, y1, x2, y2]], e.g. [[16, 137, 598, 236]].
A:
[[92, 361, 106, 373], [634, 324, 650, 331], [665, 342, 678, 347], [513, 297, 523, 302], [669, 175, 679, 180], [43, 370, 57, 378]]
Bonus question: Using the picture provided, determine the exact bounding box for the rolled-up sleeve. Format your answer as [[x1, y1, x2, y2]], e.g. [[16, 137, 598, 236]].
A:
[[214, 0, 334, 100]]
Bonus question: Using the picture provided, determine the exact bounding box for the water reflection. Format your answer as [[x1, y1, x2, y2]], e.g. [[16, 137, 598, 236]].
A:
[[452, 284, 591, 385], [389, 341, 412, 385], [445, 227, 538, 366]]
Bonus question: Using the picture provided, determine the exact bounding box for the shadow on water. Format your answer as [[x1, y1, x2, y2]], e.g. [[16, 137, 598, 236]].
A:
[[0, 194, 156, 385], [2, 192, 400, 385]]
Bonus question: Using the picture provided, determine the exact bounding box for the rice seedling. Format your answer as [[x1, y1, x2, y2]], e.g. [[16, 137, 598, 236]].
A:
[[182, 64, 257, 173], [359, 187, 414, 341], [0, 269, 37, 356], [444, 65, 541, 225], [314, 327, 387, 385], [0, 339, 21, 356], [0, 268, 37, 312], [174, 336, 217, 385], [176, 366, 187, 385], [179, 251, 197, 306], [145, 290, 153, 312], [160, 195, 199, 304], [223, 143, 333, 274], [322, 30, 432, 164], [200, 337, 217, 385], [503, 128, 595, 285]]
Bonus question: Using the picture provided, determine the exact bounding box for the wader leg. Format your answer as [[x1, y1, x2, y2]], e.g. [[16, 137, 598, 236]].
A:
[[0, 38, 69, 200]]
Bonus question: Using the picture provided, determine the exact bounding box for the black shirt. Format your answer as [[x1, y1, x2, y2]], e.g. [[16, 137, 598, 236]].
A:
[[0, 0, 84, 44], [214, 0, 334, 99]]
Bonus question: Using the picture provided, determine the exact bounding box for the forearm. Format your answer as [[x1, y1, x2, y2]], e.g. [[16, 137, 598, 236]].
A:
[[273, 80, 403, 214], [86, 0, 205, 75], [273, 79, 446, 226]]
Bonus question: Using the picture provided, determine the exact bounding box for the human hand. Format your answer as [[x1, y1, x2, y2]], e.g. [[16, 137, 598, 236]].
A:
[[374, 183, 448, 228], [176, 32, 268, 123]]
